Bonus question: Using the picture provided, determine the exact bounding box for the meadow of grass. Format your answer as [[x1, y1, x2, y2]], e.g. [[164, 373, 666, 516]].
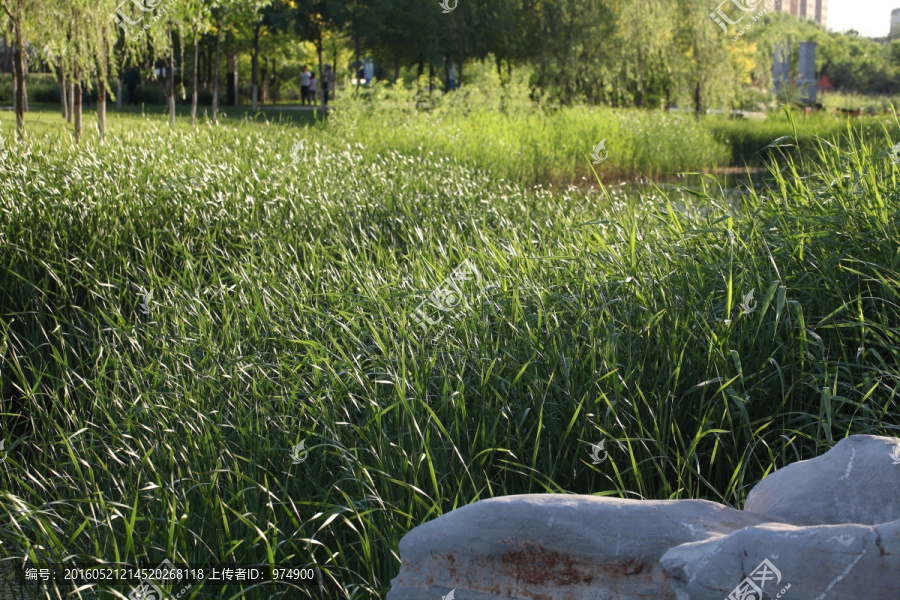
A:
[[1, 101, 899, 600], [323, 66, 900, 183], [819, 90, 900, 113]]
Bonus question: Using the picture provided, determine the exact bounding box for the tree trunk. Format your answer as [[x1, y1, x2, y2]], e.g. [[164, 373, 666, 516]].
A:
[[58, 62, 68, 119], [251, 23, 260, 111], [444, 55, 449, 93], [212, 20, 221, 122], [10, 55, 16, 113], [694, 80, 702, 122], [67, 82, 74, 123], [74, 78, 83, 141], [316, 43, 323, 110], [191, 34, 199, 125], [202, 46, 208, 89], [116, 75, 123, 110], [393, 56, 400, 83], [167, 20, 176, 126], [452, 10, 465, 89], [354, 32, 361, 94], [97, 79, 106, 137], [226, 48, 237, 106], [271, 57, 277, 103], [261, 59, 268, 104], [3, 29, 11, 73], [635, 48, 644, 108], [11, 15, 25, 137], [22, 45, 27, 112], [331, 42, 337, 101]]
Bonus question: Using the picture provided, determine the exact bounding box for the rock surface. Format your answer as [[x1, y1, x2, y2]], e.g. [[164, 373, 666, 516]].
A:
[[744, 435, 900, 526], [660, 518, 900, 600], [387, 494, 782, 600], [388, 435, 900, 600]]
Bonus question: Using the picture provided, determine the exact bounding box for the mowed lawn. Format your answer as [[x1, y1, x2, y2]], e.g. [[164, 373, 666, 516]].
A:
[[1, 106, 899, 599]]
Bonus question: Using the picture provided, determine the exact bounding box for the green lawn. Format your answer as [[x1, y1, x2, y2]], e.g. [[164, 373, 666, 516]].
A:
[[1, 106, 899, 599]]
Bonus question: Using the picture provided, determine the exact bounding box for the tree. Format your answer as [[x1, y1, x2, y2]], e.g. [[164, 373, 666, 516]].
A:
[[2, 0, 28, 137]]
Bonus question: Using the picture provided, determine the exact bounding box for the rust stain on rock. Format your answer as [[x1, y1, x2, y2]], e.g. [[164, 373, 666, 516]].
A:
[[499, 541, 593, 586], [605, 557, 652, 576]]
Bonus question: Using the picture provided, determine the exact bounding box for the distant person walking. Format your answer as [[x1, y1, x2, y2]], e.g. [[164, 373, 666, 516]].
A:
[[309, 72, 318, 107], [124, 67, 140, 105], [448, 63, 458, 91], [299, 65, 310, 106]]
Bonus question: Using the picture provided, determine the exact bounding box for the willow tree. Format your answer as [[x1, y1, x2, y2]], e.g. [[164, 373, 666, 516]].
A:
[[673, 0, 740, 119], [613, 0, 678, 108], [1, 0, 40, 137], [179, 0, 213, 124], [57, 0, 119, 140]]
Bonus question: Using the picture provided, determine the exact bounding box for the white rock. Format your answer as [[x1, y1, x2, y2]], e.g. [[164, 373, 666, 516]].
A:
[[659, 518, 900, 599], [744, 435, 900, 526], [387, 494, 781, 600]]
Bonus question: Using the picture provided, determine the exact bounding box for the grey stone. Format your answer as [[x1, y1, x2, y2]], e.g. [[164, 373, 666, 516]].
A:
[[744, 434, 900, 526], [387, 494, 782, 600], [659, 518, 900, 600]]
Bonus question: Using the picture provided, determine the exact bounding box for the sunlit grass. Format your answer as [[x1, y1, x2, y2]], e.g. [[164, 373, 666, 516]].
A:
[[0, 107, 898, 599]]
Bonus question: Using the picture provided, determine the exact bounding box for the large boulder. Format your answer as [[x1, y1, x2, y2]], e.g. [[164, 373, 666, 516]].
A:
[[388, 436, 900, 600], [660, 518, 900, 600], [387, 494, 783, 600], [744, 434, 900, 526]]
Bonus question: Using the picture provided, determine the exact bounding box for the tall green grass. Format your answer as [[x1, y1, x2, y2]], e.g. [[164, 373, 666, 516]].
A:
[[332, 92, 731, 184], [705, 110, 900, 166], [0, 108, 898, 600]]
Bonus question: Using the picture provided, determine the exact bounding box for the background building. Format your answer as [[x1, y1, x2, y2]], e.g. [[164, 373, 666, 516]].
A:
[[774, 0, 828, 26], [892, 8, 900, 38]]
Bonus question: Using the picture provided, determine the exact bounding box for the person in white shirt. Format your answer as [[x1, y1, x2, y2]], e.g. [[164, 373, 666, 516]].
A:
[[299, 66, 310, 106]]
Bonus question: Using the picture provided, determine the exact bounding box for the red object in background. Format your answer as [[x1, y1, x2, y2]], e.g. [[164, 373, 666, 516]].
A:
[[818, 74, 835, 92]]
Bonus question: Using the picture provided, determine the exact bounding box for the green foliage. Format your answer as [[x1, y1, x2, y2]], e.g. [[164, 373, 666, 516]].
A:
[[0, 73, 59, 103], [705, 111, 900, 165]]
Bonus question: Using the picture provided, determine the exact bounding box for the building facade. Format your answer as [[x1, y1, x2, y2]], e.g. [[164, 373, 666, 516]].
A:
[[773, 0, 828, 27]]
